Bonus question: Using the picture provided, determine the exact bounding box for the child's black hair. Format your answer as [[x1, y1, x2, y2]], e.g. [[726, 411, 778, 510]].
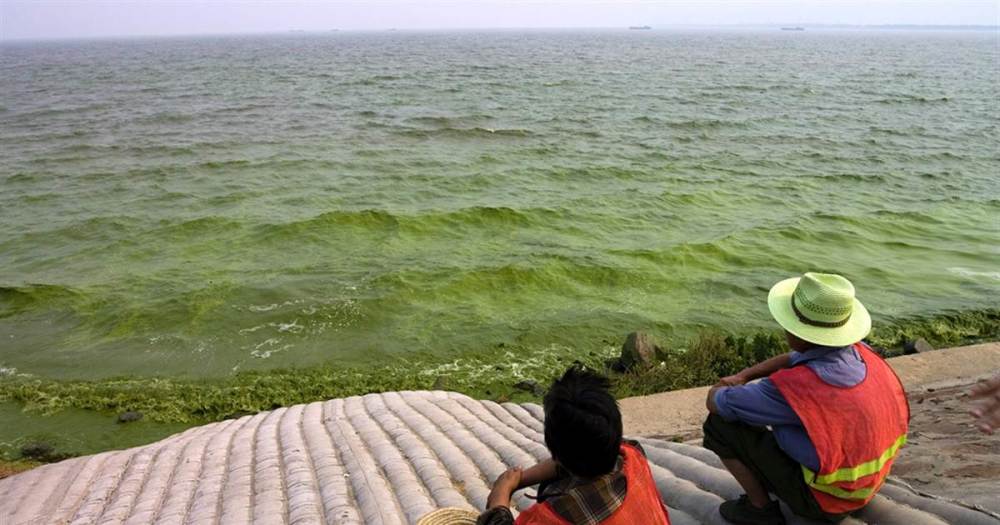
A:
[[543, 364, 623, 477]]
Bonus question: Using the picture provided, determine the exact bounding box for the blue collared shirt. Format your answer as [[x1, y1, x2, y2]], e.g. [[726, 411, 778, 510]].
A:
[[713, 344, 867, 471]]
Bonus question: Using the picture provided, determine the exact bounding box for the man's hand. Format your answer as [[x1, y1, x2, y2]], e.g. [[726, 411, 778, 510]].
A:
[[969, 374, 1000, 434], [486, 467, 523, 510]]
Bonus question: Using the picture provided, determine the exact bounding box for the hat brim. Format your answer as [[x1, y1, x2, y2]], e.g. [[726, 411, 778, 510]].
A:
[[767, 277, 871, 347], [417, 507, 480, 525]]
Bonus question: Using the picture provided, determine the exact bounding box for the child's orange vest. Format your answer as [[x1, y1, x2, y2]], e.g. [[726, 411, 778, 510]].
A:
[[513, 443, 671, 525], [771, 342, 909, 514]]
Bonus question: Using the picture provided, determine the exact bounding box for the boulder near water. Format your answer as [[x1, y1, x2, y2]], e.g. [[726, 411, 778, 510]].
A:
[[620, 331, 661, 370], [904, 338, 934, 355], [116, 411, 143, 423], [513, 380, 545, 396]]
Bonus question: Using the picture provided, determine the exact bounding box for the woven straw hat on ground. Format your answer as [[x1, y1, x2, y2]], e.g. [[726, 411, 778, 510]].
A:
[[417, 507, 480, 525], [767, 272, 871, 347]]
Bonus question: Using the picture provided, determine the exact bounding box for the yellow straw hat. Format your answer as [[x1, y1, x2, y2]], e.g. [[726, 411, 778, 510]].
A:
[[767, 272, 871, 347], [417, 507, 480, 525]]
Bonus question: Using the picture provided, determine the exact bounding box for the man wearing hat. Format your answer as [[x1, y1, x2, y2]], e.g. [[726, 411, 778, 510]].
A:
[[703, 273, 909, 524]]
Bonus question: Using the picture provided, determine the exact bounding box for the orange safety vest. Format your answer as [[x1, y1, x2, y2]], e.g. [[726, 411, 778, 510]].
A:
[[771, 342, 909, 514], [514, 443, 671, 525]]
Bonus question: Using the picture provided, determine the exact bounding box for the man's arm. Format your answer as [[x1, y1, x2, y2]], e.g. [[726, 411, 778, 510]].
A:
[[707, 353, 794, 416], [719, 353, 793, 386]]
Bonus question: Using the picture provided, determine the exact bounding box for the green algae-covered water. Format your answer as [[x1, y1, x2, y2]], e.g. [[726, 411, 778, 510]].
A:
[[1, 29, 998, 388]]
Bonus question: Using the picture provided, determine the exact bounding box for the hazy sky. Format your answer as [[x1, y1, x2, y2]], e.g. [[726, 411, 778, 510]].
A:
[[2, 0, 998, 40]]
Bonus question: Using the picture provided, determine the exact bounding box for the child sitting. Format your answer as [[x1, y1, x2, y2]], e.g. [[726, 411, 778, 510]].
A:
[[477, 365, 671, 525]]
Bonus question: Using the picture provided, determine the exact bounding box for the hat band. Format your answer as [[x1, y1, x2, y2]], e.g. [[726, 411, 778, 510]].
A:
[[791, 294, 851, 328]]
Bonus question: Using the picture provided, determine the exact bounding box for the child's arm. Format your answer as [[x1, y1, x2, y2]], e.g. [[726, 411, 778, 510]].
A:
[[483, 459, 555, 514], [486, 467, 523, 511], [517, 458, 558, 489]]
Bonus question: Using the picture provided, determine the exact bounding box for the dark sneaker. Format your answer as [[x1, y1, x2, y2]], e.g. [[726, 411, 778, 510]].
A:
[[719, 495, 787, 525]]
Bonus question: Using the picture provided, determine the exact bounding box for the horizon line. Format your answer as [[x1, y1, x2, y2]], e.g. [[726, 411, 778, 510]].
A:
[[2, 23, 997, 43]]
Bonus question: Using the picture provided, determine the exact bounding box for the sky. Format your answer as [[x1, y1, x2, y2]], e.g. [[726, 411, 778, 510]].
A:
[[1, 0, 998, 40]]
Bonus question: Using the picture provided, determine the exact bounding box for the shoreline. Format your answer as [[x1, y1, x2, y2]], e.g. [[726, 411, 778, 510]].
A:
[[3, 341, 999, 480], [0, 308, 996, 470]]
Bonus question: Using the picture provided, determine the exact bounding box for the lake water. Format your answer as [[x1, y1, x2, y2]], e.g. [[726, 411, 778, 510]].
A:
[[1, 29, 998, 381]]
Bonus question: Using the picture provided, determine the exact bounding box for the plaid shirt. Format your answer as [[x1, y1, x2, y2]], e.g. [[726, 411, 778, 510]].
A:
[[477, 441, 643, 525]]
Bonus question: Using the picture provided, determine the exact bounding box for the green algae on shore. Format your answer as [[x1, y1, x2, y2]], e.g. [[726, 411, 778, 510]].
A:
[[1, 308, 996, 463], [0, 458, 38, 480]]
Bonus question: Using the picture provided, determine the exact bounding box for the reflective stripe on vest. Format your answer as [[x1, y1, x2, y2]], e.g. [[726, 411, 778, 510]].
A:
[[805, 432, 908, 488], [770, 343, 909, 514], [802, 433, 906, 500]]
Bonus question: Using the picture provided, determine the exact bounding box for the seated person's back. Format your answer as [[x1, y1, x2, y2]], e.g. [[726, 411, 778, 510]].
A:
[[477, 365, 671, 525]]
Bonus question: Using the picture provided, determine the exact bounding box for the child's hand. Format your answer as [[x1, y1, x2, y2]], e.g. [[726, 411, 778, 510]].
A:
[[486, 467, 523, 509], [494, 467, 523, 494]]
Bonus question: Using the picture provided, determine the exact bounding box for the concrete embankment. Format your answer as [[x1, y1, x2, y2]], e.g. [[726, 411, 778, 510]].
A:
[[620, 342, 1000, 437]]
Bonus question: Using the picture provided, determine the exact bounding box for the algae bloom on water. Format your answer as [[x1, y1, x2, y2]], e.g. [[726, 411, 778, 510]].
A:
[[1, 29, 998, 459]]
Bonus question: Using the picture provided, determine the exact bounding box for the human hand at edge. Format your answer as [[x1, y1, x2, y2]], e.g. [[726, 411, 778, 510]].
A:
[[968, 374, 1000, 434], [486, 467, 523, 509]]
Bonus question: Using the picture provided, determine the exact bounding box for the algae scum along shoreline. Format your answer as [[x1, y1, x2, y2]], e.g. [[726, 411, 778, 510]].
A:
[[1, 308, 996, 465]]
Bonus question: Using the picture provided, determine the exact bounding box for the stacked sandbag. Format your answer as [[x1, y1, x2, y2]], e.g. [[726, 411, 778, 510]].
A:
[[1, 391, 995, 524]]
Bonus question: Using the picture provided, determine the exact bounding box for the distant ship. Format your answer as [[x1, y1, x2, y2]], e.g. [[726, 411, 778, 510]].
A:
[[629, 26, 652, 30], [781, 27, 805, 31]]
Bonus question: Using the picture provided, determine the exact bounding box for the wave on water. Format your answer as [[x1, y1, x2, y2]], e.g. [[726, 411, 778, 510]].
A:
[[269, 210, 399, 234], [210, 103, 275, 115], [801, 172, 889, 183], [869, 125, 927, 136], [155, 216, 245, 238], [367, 258, 649, 297], [395, 126, 533, 139], [2, 103, 111, 122], [876, 94, 951, 104], [353, 74, 403, 85], [948, 267, 1000, 281], [0, 283, 82, 318], [137, 111, 196, 124], [663, 118, 753, 130], [404, 114, 496, 127], [260, 206, 569, 239]]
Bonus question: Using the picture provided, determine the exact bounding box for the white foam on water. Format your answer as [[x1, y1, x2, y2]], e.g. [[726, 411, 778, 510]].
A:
[[248, 303, 279, 312], [238, 324, 267, 334], [948, 267, 1000, 280], [276, 319, 302, 333]]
